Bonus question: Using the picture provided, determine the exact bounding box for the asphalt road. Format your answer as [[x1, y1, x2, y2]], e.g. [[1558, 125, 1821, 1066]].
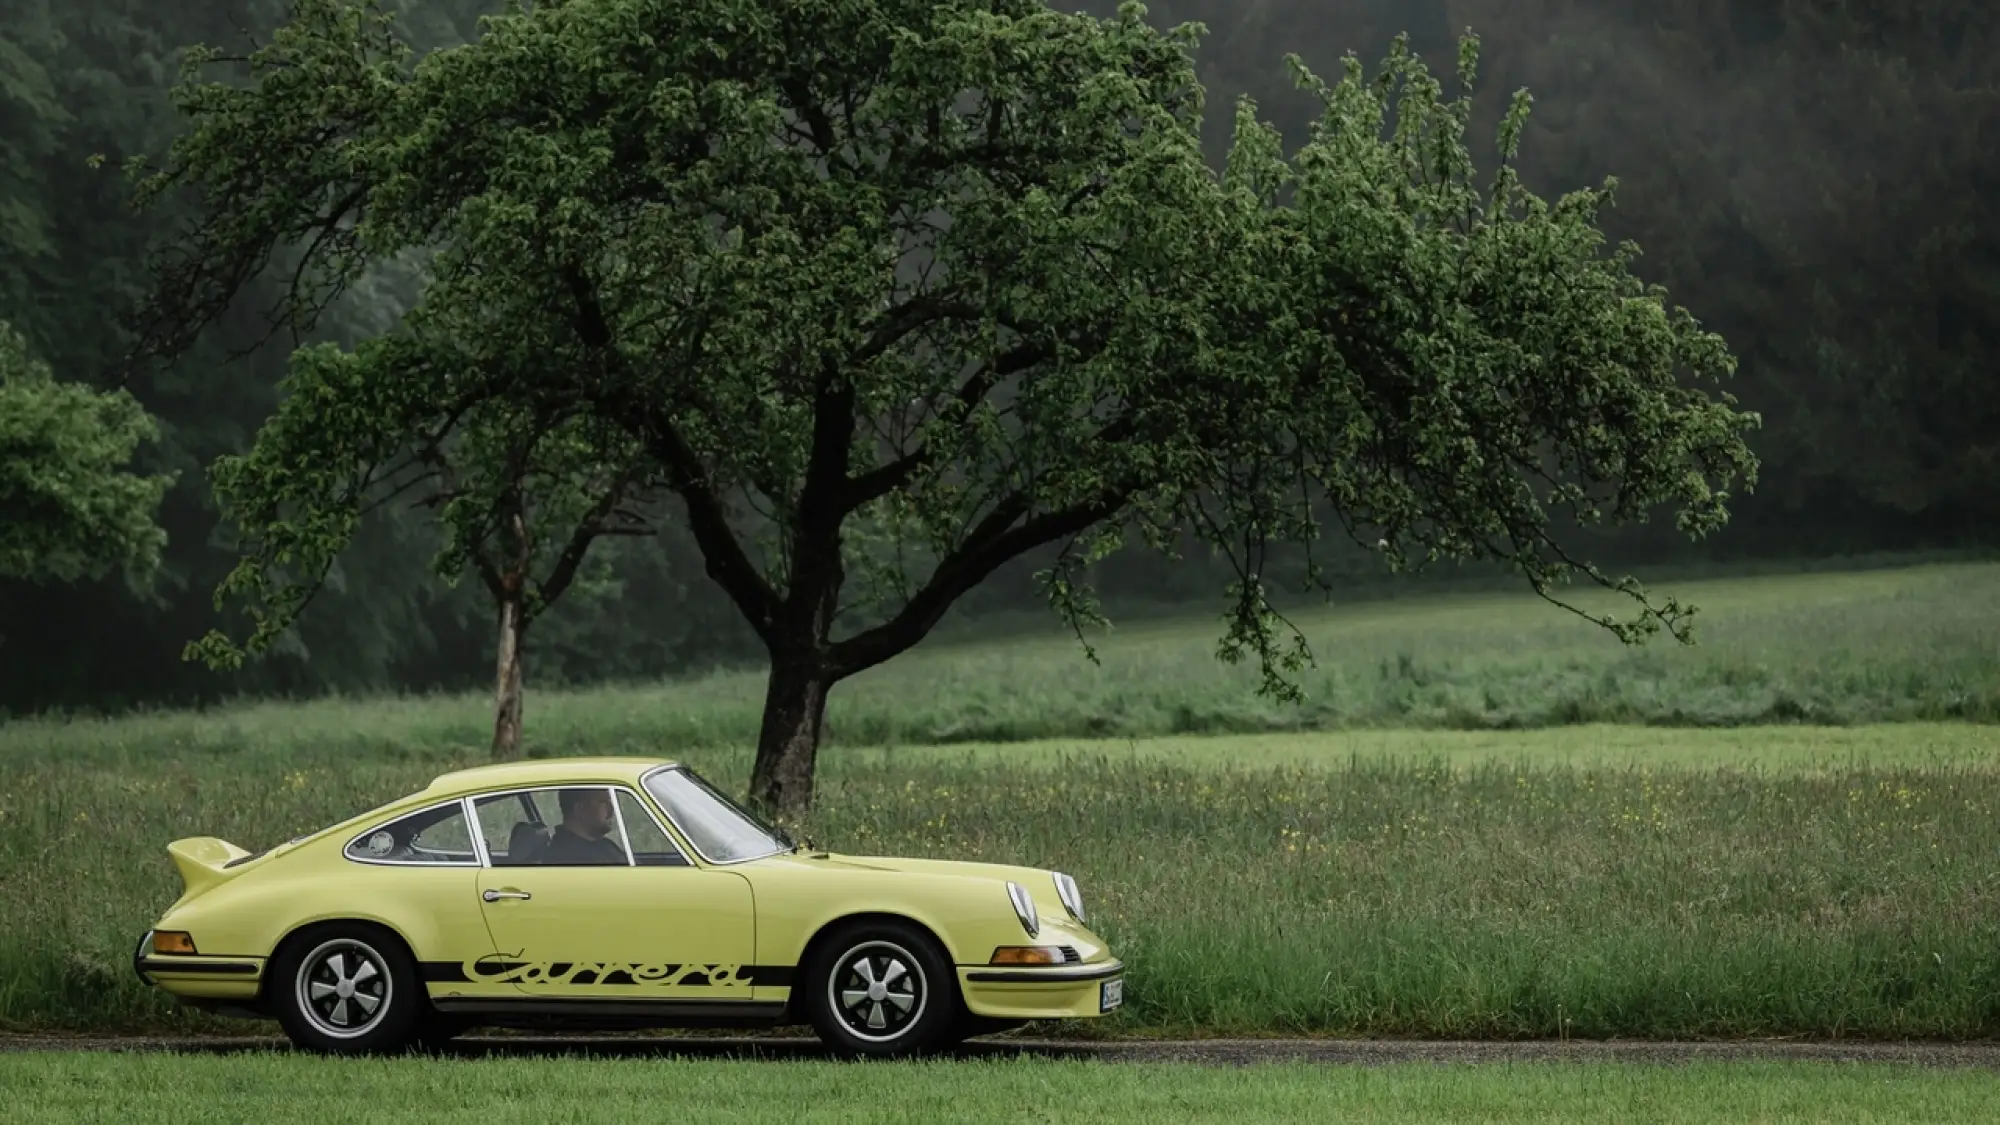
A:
[[5, 1035, 2000, 1067]]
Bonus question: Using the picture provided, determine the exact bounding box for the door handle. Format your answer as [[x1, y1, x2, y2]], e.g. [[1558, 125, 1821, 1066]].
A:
[[483, 889, 532, 902]]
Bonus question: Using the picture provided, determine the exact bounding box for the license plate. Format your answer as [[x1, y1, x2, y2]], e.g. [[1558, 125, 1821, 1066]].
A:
[[1100, 978, 1124, 1012]]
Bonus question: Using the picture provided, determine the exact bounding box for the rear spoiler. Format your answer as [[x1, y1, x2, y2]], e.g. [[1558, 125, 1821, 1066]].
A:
[[167, 837, 254, 899]]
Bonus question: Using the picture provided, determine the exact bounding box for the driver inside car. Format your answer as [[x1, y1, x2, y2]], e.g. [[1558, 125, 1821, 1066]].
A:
[[538, 788, 626, 865]]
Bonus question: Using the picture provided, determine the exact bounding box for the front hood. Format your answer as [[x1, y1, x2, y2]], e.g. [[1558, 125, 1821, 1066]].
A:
[[766, 852, 1050, 884], [808, 853, 1052, 884], [750, 851, 1098, 950]]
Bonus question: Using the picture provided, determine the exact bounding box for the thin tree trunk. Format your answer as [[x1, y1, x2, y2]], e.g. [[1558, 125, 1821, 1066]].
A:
[[748, 650, 830, 818], [491, 593, 527, 761]]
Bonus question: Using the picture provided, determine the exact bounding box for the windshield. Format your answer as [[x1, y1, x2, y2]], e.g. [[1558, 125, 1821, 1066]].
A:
[[642, 767, 788, 863]]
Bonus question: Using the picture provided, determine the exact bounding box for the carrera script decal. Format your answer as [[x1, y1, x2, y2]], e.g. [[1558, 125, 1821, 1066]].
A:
[[464, 953, 752, 988]]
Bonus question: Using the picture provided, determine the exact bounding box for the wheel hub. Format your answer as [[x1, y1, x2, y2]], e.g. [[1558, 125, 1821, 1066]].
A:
[[830, 940, 927, 1043], [295, 938, 392, 1040]]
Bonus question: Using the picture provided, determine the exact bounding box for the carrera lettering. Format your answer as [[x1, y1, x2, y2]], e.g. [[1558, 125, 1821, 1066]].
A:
[[464, 956, 751, 988]]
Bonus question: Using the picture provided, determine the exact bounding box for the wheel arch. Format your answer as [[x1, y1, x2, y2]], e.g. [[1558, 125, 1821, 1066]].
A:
[[258, 916, 427, 1011], [795, 911, 957, 987]]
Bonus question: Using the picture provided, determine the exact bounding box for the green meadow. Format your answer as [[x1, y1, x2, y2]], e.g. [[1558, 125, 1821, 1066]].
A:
[[7, 1053, 2000, 1124], [1, 562, 1998, 1037]]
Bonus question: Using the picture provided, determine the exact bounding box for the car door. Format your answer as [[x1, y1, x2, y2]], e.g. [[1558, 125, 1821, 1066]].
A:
[[467, 786, 759, 1006]]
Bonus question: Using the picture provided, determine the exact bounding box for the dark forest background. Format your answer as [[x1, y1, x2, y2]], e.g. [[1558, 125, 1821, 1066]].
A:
[[2, 0, 1994, 714]]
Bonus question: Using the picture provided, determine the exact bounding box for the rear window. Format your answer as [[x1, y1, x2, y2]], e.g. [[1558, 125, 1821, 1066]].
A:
[[344, 801, 479, 865]]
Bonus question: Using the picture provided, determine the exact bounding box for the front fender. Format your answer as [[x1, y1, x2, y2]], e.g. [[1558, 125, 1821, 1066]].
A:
[[738, 857, 1109, 970]]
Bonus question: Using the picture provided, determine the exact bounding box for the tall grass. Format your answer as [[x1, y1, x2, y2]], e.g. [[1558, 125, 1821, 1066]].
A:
[[4, 562, 1999, 763], [3, 561, 1996, 1037], [5, 738, 1999, 1038]]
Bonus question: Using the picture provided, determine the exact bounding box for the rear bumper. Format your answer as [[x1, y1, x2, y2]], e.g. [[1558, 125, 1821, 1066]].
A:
[[133, 930, 265, 1001], [957, 959, 1125, 1020]]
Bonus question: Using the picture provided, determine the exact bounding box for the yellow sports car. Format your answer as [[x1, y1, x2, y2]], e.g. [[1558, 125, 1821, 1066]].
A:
[[133, 758, 1122, 1056]]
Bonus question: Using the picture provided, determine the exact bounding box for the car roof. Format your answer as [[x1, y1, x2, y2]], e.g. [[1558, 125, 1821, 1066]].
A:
[[420, 756, 680, 798]]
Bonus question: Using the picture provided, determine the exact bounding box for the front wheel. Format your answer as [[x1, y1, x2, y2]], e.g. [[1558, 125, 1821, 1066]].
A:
[[803, 920, 959, 1058], [270, 924, 421, 1055]]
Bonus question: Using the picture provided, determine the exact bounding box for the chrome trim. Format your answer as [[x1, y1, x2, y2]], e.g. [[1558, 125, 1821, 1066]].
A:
[[1053, 871, 1085, 923], [637, 765, 787, 867], [610, 784, 691, 867], [341, 797, 482, 868], [1006, 881, 1039, 937], [462, 781, 690, 868], [136, 958, 261, 976], [464, 796, 493, 867], [963, 959, 1125, 984], [607, 786, 637, 866]]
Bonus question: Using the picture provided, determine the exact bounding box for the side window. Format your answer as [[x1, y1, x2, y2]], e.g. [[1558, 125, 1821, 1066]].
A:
[[617, 790, 689, 867], [345, 802, 478, 865], [473, 787, 632, 867], [472, 792, 543, 867]]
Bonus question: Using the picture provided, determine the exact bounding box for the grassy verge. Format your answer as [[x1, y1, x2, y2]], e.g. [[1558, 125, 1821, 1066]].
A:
[[5, 562, 1998, 759], [5, 730, 2000, 1037], [6, 1053, 1999, 1124]]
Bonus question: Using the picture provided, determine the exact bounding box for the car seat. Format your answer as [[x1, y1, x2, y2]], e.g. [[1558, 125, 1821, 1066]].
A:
[[505, 821, 550, 866]]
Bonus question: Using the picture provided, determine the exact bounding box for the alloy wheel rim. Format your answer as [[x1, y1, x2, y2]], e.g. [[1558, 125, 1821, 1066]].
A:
[[295, 938, 393, 1039], [829, 940, 926, 1043]]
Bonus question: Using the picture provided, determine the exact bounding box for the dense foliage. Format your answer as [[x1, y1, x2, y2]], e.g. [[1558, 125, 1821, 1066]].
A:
[[126, 0, 1753, 807], [0, 0, 1993, 717], [0, 322, 171, 584]]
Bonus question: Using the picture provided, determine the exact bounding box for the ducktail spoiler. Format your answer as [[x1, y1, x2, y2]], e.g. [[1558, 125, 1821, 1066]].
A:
[[167, 837, 254, 898]]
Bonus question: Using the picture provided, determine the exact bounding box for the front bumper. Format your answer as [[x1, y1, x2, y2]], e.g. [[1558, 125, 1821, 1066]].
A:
[[132, 930, 265, 1001], [957, 959, 1125, 1020]]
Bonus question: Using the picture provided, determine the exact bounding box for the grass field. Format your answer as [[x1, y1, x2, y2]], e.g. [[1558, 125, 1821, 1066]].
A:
[[5, 1053, 1998, 1124], [1, 562, 1998, 1039], [6, 562, 1998, 762]]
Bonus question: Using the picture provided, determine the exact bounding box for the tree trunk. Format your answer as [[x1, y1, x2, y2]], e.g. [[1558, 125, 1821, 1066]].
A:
[[491, 593, 527, 761], [748, 651, 830, 819]]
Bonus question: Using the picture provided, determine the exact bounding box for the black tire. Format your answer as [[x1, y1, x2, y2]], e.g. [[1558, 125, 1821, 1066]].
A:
[[951, 1014, 1030, 1042], [270, 923, 422, 1055], [802, 919, 960, 1059]]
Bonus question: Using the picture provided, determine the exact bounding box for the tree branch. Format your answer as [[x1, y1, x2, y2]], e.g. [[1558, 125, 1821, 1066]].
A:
[[531, 464, 647, 615], [827, 490, 1128, 679], [840, 340, 1049, 512], [564, 267, 782, 645]]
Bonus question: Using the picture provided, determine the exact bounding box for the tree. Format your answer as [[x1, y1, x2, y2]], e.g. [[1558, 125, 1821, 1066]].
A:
[[134, 0, 1756, 816], [0, 0, 518, 714], [0, 321, 172, 585], [184, 327, 660, 759]]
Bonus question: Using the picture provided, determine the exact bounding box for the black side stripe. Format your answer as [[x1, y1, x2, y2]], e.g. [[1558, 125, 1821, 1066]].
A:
[[420, 962, 795, 987]]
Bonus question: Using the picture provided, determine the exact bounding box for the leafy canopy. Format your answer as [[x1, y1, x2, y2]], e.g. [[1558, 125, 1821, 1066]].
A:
[[139, 0, 1756, 697], [0, 322, 172, 584]]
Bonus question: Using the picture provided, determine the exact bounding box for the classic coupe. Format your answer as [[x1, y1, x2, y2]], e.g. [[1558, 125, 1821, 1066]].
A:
[[133, 758, 1122, 1056]]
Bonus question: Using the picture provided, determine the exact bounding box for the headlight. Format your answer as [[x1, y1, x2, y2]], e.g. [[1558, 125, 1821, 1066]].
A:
[[1005, 881, 1039, 937], [1053, 871, 1085, 923]]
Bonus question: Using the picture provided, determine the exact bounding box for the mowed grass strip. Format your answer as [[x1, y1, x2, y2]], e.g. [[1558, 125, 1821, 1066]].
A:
[[5, 562, 1999, 763], [7, 741, 2000, 1038], [6, 1053, 2000, 1125]]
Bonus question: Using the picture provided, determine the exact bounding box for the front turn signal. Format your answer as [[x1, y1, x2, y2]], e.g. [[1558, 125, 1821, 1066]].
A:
[[151, 931, 198, 955], [989, 946, 1063, 965]]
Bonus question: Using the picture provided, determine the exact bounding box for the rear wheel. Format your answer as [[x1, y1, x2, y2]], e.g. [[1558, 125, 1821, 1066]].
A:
[[270, 924, 421, 1054], [803, 920, 958, 1058]]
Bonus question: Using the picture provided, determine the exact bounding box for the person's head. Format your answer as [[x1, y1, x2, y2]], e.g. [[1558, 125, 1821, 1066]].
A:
[[558, 788, 615, 838]]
